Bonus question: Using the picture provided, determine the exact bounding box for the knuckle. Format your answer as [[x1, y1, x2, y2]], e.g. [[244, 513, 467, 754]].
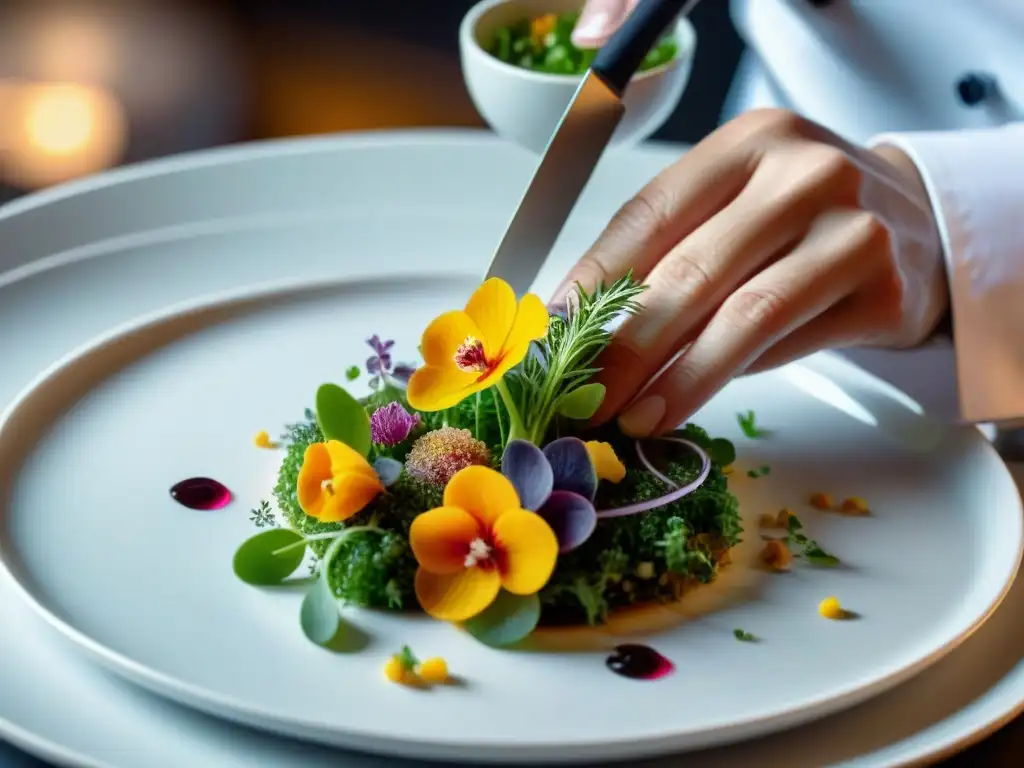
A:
[[847, 210, 892, 257], [722, 286, 789, 334], [658, 251, 716, 301], [735, 107, 802, 139], [609, 184, 675, 242]]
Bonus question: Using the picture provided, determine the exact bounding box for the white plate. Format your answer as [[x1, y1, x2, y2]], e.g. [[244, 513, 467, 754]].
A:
[[0, 134, 1022, 765], [2, 131, 1024, 768]]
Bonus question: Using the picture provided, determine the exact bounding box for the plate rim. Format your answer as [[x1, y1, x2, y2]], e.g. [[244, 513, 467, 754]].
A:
[[0, 272, 1020, 762]]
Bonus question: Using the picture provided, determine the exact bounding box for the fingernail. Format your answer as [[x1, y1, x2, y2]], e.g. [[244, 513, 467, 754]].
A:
[[572, 11, 612, 46], [618, 395, 666, 437]]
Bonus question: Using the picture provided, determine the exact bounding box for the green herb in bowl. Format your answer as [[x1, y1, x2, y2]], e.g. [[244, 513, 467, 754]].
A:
[[487, 11, 678, 75]]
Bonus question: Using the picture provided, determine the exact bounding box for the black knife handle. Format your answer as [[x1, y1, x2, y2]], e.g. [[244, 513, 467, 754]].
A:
[[591, 0, 702, 96]]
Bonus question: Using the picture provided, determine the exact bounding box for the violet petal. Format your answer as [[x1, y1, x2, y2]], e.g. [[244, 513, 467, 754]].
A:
[[543, 437, 597, 501], [366, 356, 382, 375], [501, 439, 554, 512], [372, 457, 403, 487], [538, 490, 597, 552], [392, 365, 415, 382]]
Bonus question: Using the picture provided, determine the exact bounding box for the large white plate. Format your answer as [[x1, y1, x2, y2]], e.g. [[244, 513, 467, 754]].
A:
[[0, 134, 1021, 765], [1, 131, 1024, 768]]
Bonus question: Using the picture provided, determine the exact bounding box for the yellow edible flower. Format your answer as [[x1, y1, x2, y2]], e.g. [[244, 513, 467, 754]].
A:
[[296, 440, 383, 523], [406, 278, 548, 412], [585, 441, 626, 484], [416, 657, 449, 684], [253, 430, 275, 449], [818, 596, 845, 620]]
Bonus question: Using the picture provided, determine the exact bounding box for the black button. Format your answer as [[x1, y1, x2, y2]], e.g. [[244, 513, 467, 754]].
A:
[[956, 73, 996, 106]]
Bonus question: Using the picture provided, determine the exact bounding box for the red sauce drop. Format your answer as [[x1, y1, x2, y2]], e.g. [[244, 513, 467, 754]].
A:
[[605, 644, 674, 681], [169, 477, 233, 510]]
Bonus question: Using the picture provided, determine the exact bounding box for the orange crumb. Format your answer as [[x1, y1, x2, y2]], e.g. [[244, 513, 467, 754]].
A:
[[760, 540, 792, 572], [809, 492, 833, 510]]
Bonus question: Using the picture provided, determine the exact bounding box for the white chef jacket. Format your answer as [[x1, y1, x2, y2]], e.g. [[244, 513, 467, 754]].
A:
[[724, 0, 1024, 425]]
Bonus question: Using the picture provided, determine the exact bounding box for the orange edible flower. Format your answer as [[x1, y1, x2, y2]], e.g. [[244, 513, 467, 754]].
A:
[[296, 440, 383, 523], [406, 278, 548, 412], [409, 465, 558, 622]]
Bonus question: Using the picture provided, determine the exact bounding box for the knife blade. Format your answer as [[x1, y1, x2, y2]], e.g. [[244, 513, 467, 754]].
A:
[[485, 0, 703, 297]]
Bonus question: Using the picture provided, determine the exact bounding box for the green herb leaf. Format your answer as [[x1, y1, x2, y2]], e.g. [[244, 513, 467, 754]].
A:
[[737, 410, 768, 438], [463, 590, 541, 647], [345, 366, 360, 381], [555, 382, 606, 420], [300, 575, 340, 645], [233, 529, 306, 585], [785, 514, 840, 567], [315, 383, 371, 456], [708, 438, 736, 467], [397, 645, 418, 670], [747, 465, 771, 478], [733, 628, 755, 642]]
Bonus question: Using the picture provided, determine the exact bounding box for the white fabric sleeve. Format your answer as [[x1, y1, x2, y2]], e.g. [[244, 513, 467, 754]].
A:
[[846, 124, 1024, 424]]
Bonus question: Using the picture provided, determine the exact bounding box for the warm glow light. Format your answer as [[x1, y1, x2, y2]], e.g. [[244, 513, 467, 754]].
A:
[[0, 79, 127, 190], [24, 84, 96, 155]]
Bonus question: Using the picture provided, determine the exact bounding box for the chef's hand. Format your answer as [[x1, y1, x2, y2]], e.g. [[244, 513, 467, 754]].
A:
[[571, 0, 638, 48], [550, 109, 949, 436]]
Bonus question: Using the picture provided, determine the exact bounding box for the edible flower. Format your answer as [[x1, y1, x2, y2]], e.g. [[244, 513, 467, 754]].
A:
[[501, 437, 599, 552], [366, 335, 415, 390], [409, 465, 558, 622], [405, 427, 491, 486], [370, 402, 421, 446], [406, 278, 548, 412], [296, 440, 384, 522], [584, 441, 626, 484]]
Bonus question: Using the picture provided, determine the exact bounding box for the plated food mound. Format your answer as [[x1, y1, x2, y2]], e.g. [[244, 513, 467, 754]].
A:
[[234, 276, 742, 647], [486, 10, 678, 76]]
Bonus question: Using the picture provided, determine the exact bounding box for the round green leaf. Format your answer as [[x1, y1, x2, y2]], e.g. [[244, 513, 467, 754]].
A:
[[315, 383, 371, 456], [233, 529, 306, 585], [463, 591, 541, 647], [300, 576, 340, 645], [708, 438, 736, 467], [555, 383, 606, 420]]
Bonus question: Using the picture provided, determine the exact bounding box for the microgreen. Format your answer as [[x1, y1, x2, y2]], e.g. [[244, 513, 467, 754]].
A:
[[463, 590, 542, 647], [397, 645, 418, 670], [315, 383, 372, 457], [786, 515, 840, 567], [733, 629, 756, 642], [747, 465, 771, 479], [249, 499, 277, 529], [233, 529, 306, 585], [708, 438, 736, 467], [345, 365, 360, 381], [737, 410, 768, 438], [554, 382, 606, 420]]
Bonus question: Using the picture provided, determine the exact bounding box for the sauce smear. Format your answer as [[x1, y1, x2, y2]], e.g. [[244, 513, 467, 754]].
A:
[[605, 644, 674, 680], [170, 477, 233, 510]]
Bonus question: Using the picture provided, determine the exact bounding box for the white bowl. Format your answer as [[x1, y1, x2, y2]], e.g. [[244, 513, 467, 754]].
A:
[[459, 0, 696, 153]]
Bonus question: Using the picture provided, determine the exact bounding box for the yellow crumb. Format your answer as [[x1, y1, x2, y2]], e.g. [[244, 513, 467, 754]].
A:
[[809, 492, 833, 510], [839, 496, 870, 516], [383, 656, 406, 683], [818, 596, 844, 620], [760, 539, 792, 571], [253, 430, 277, 449], [776, 508, 795, 527], [722, 465, 734, 475], [416, 657, 449, 684]]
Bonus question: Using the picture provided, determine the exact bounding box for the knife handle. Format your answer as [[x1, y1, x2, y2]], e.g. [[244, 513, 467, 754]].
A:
[[591, 0, 701, 96]]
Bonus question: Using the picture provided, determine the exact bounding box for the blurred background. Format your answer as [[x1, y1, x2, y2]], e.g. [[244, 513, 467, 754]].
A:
[[0, 0, 743, 204]]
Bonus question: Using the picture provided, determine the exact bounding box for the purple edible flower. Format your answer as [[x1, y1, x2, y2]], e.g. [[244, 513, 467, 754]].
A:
[[370, 402, 421, 446], [501, 438, 599, 553], [365, 335, 415, 389]]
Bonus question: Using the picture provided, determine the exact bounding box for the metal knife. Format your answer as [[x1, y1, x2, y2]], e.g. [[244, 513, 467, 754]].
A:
[[485, 0, 703, 297]]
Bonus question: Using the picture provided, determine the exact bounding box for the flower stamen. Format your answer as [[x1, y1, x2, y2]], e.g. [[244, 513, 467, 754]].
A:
[[320, 478, 334, 495], [464, 537, 493, 568], [454, 336, 489, 373]]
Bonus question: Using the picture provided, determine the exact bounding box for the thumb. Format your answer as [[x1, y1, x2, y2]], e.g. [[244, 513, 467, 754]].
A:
[[571, 0, 640, 48]]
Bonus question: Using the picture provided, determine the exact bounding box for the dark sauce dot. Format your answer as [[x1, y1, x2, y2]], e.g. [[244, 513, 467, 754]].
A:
[[605, 644, 674, 681], [170, 477, 233, 510]]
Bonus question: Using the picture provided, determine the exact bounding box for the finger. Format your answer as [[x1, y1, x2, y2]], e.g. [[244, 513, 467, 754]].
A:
[[618, 209, 888, 435], [549, 120, 765, 307], [592, 146, 856, 423], [571, 0, 640, 47]]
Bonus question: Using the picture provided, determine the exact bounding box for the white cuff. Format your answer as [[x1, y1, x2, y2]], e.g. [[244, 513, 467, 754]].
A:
[[871, 124, 1024, 423]]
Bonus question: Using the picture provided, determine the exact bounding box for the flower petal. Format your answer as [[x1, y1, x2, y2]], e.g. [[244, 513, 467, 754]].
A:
[[497, 292, 550, 366], [325, 439, 377, 481], [544, 436, 598, 501], [297, 442, 331, 517], [500, 439, 554, 511], [465, 278, 518, 359], [317, 471, 383, 523], [415, 566, 502, 621], [420, 310, 481, 367], [443, 465, 521, 527], [537, 490, 597, 553], [409, 505, 481, 574], [407, 364, 480, 411], [492, 508, 558, 595], [585, 440, 627, 484], [372, 457, 403, 487]]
